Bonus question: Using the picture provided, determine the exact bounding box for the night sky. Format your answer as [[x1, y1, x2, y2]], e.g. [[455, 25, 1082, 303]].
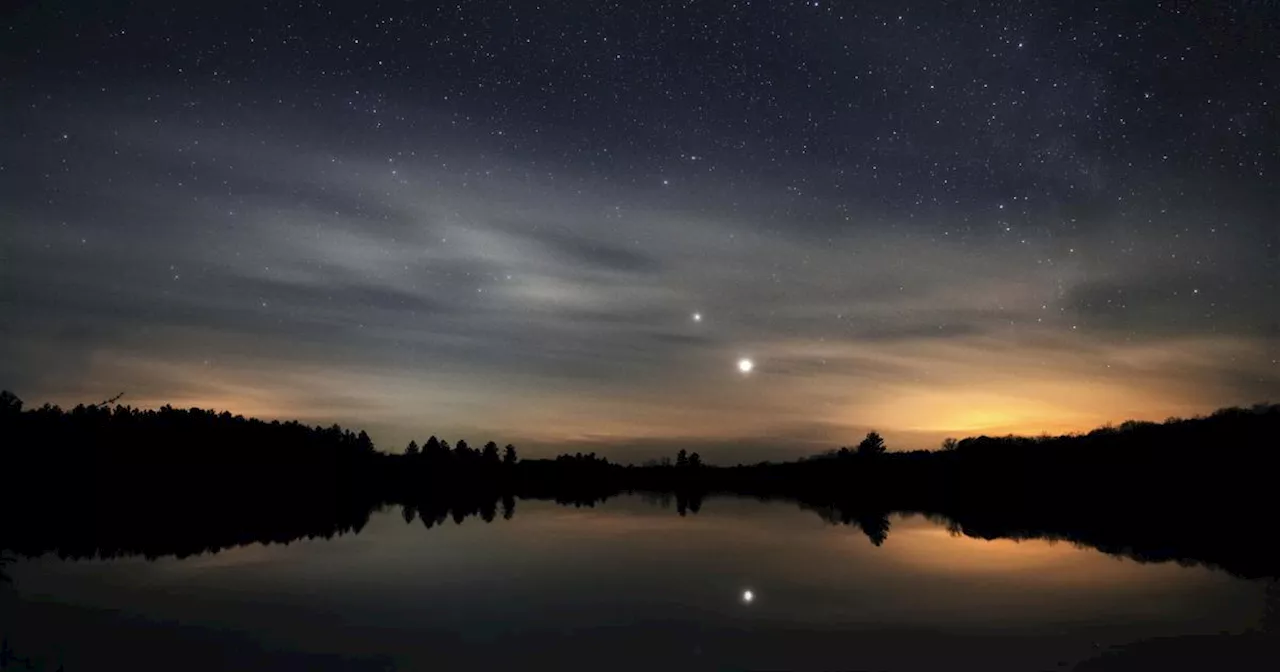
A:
[[2, 1, 1277, 462]]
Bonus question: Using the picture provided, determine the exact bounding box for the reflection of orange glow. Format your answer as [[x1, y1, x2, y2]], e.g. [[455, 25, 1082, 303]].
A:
[[168, 544, 282, 570], [892, 527, 1092, 574], [879, 519, 1176, 586]]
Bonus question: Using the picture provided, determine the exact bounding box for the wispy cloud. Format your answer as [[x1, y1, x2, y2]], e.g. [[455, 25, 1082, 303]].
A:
[[2, 113, 1276, 462]]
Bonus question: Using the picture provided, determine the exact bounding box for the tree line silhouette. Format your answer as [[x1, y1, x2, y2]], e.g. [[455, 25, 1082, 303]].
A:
[[1, 390, 1277, 577]]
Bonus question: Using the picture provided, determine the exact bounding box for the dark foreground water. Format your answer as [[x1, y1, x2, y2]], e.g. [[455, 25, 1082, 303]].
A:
[[1, 495, 1275, 671]]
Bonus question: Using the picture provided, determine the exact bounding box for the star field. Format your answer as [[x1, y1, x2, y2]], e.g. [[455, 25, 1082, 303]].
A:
[[1, 1, 1277, 461]]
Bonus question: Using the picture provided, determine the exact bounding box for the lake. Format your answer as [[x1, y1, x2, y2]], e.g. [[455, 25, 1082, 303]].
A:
[[1, 495, 1274, 671]]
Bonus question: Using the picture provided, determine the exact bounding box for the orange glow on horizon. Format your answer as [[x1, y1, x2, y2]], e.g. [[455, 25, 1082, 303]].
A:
[[33, 328, 1269, 459]]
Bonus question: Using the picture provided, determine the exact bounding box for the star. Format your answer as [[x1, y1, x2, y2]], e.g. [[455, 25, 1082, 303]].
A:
[[741, 589, 755, 604], [3, 0, 1273, 472]]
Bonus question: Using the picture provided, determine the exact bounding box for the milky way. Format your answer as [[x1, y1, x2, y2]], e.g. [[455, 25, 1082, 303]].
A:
[[2, 1, 1277, 461]]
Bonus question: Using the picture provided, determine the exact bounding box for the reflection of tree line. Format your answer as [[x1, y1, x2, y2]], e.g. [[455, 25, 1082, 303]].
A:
[[1, 391, 1277, 578], [1266, 580, 1280, 635], [0, 637, 65, 672]]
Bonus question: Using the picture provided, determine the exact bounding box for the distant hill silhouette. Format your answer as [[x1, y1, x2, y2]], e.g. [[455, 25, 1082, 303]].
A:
[[1, 390, 1276, 577]]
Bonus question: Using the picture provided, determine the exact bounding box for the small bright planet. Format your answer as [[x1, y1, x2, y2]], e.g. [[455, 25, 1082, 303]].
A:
[[692, 312, 702, 322], [741, 589, 755, 604], [737, 358, 754, 374]]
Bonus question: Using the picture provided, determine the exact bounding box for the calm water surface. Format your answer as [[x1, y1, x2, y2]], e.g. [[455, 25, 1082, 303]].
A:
[[1, 496, 1272, 671]]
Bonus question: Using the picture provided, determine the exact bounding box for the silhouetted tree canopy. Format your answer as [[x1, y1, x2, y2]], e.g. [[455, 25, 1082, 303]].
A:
[[0, 390, 21, 415], [1, 390, 1277, 578], [857, 431, 887, 456]]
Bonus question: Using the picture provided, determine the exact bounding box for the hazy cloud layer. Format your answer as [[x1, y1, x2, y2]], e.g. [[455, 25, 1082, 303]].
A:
[[2, 1, 1277, 460]]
